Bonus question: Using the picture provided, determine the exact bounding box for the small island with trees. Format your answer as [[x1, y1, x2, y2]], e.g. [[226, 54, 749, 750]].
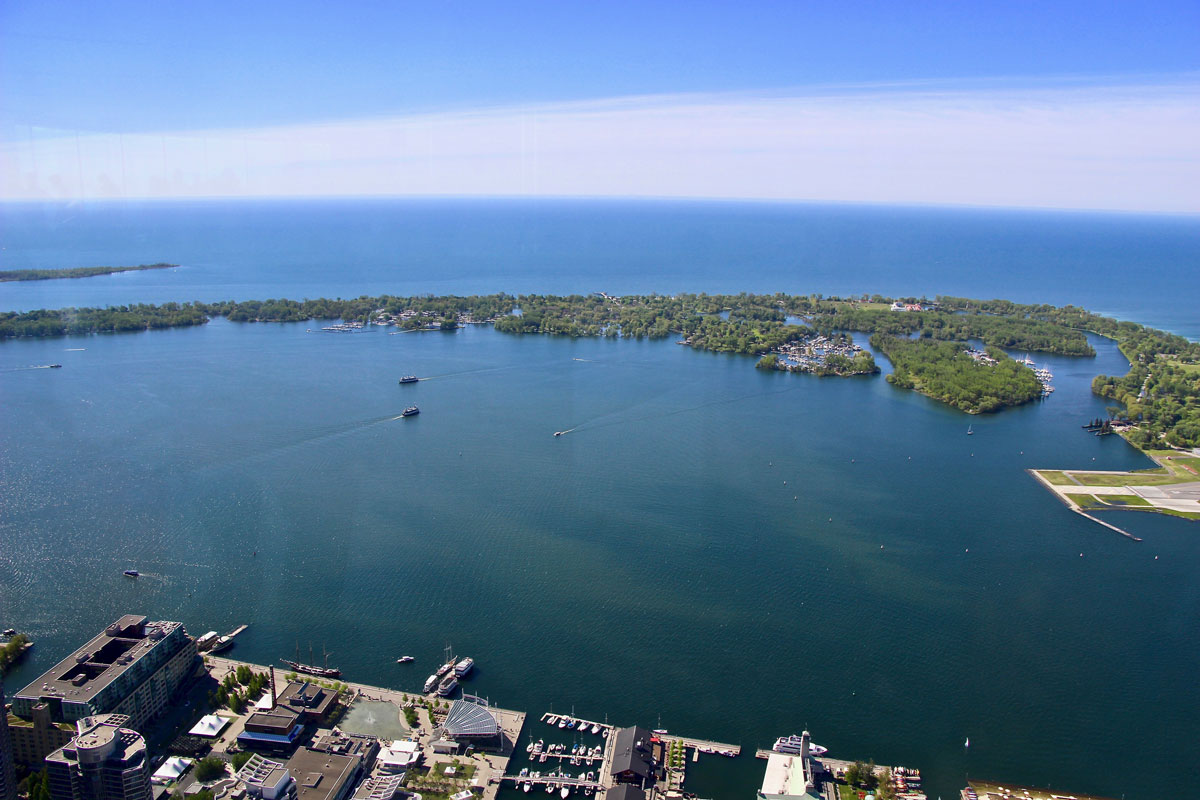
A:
[[0, 262, 177, 282]]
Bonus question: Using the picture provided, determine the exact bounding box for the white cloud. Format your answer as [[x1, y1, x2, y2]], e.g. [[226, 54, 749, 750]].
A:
[[2, 80, 1198, 212]]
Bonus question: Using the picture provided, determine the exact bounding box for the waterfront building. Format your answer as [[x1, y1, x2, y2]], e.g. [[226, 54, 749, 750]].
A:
[[439, 698, 502, 751], [1, 682, 16, 800], [5, 701, 74, 768], [605, 787, 646, 800], [11, 616, 198, 731], [283, 748, 362, 800], [755, 752, 820, 799], [236, 754, 295, 800], [238, 709, 304, 752], [44, 715, 152, 800], [609, 727, 662, 789], [276, 682, 337, 724]]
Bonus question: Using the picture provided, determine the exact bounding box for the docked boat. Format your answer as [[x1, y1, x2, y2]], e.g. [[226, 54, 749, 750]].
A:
[[558, 717, 567, 729], [560, 788, 570, 798], [590, 723, 600, 734], [195, 631, 220, 652], [523, 783, 532, 794], [436, 674, 458, 697], [281, 657, 340, 678], [396, 655, 415, 663], [398, 376, 419, 384], [773, 734, 826, 756], [209, 635, 234, 653], [424, 674, 439, 693], [453, 656, 474, 677], [401, 406, 420, 417], [123, 569, 139, 577]]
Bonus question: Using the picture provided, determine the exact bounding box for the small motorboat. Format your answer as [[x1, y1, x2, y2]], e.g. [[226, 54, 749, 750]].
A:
[[123, 569, 139, 577], [396, 656, 415, 663]]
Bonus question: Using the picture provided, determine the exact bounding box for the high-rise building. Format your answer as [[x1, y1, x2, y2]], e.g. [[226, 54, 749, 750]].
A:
[[1, 680, 18, 800], [44, 715, 151, 800], [12, 616, 198, 731]]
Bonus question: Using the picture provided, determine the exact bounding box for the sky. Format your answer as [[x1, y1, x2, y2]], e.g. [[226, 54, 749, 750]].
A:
[[2, 0, 1198, 212]]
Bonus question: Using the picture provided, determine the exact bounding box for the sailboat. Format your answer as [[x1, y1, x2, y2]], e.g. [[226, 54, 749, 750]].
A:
[[966, 424, 973, 436], [281, 642, 342, 678]]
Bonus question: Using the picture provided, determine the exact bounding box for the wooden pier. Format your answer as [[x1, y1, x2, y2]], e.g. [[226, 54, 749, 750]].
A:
[[225, 624, 249, 638], [659, 734, 740, 757]]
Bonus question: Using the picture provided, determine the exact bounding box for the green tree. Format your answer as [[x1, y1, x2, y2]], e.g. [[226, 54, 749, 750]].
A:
[[193, 757, 227, 782]]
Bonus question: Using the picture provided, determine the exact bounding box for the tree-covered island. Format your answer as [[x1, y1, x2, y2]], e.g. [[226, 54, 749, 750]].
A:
[[1, 291, 1196, 448], [0, 262, 177, 282]]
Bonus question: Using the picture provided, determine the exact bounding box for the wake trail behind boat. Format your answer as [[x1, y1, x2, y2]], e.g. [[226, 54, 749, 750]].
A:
[[557, 383, 806, 437]]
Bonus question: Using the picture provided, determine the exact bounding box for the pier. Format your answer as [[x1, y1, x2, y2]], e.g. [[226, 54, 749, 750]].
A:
[[540, 712, 613, 735], [225, 624, 249, 639], [658, 734, 740, 757]]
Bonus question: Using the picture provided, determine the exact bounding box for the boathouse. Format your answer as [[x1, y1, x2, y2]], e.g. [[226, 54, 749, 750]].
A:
[[609, 726, 661, 788]]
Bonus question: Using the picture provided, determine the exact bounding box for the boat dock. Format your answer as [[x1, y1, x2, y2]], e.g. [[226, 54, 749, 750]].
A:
[[499, 774, 608, 793], [540, 713, 613, 735], [225, 624, 249, 639], [658, 734, 740, 758]]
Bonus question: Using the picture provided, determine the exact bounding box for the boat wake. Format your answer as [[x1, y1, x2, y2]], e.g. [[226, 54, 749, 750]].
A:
[[555, 383, 806, 437]]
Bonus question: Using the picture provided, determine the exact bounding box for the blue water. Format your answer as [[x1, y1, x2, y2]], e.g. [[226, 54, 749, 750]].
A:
[[2, 199, 1198, 800]]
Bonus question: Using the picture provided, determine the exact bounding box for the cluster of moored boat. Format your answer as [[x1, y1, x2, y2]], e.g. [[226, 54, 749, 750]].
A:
[[516, 767, 596, 796], [547, 715, 607, 735], [319, 322, 365, 332], [423, 655, 474, 697], [526, 739, 604, 766]]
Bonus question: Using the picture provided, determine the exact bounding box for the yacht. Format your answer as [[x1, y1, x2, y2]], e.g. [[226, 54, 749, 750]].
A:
[[773, 734, 827, 756], [436, 674, 458, 697], [210, 635, 234, 653], [589, 723, 600, 734], [424, 674, 439, 693], [558, 717, 567, 729], [401, 406, 420, 417], [396, 655, 415, 663], [454, 656, 474, 677], [398, 376, 419, 384], [123, 569, 139, 577]]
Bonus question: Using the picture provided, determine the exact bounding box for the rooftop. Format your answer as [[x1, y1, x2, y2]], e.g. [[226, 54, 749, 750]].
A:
[[237, 754, 291, 791], [16, 615, 184, 707], [351, 775, 405, 800], [758, 752, 819, 800], [442, 699, 500, 739], [609, 726, 657, 781], [285, 748, 361, 800]]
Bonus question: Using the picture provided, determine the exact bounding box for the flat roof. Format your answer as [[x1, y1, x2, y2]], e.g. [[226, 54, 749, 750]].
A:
[[758, 753, 817, 799], [285, 748, 361, 800], [245, 709, 302, 734], [16, 616, 183, 707]]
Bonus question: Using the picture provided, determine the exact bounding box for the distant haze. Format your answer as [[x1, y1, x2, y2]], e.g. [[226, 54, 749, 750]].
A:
[[2, 80, 1199, 213]]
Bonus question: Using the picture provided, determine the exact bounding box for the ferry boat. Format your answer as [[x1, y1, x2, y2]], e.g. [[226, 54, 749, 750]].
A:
[[209, 635, 234, 653], [195, 631, 220, 651], [396, 655, 415, 663], [773, 734, 827, 756], [398, 376, 419, 384], [436, 674, 458, 697], [123, 569, 139, 577], [401, 406, 420, 417], [454, 657, 474, 677], [424, 674, 439, 693]]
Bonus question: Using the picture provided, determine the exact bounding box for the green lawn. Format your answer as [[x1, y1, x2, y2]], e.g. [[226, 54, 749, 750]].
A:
[[1037, 470, 1077, 485], [1072, 495, 1105, 509], [1095, 494, 1151, 507], [1068, 471, 1182, 487]]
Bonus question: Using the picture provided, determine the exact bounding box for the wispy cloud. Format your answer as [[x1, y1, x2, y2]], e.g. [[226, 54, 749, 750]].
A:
[[3, 79, 1198, 212]]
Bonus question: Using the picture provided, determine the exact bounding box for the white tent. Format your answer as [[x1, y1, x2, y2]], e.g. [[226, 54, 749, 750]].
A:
[[188, 713, 232, 737], [152, 757, 193, 785]]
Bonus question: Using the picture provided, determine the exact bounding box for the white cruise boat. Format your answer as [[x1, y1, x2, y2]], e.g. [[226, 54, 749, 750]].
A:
[[454, 656, 474, 677]]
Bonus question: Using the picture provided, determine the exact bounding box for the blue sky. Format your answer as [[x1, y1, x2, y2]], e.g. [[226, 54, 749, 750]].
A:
[[2, 1, 1199, 210]]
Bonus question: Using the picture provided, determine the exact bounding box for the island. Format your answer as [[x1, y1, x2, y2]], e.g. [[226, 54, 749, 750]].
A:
[[0, 262, 177, 282], [1, 290, 1196, 456]]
